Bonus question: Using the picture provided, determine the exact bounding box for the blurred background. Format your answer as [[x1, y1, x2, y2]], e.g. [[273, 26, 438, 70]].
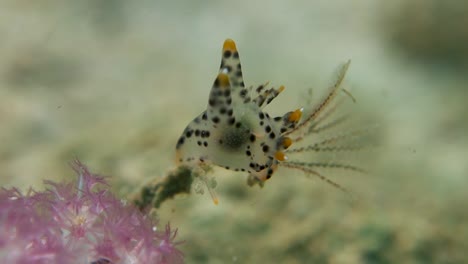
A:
[[1, 0, 467, 263]]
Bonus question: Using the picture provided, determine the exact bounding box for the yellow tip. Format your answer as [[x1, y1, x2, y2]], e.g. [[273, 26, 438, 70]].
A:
[[278, 85, 285, 93], [275, 151, 287, 161], [282, 137, 292, 149], [217, 73, 230, 87], [288, 108, 303, 122], [223, 39, 237, 52], [204, 178, 219, 205]]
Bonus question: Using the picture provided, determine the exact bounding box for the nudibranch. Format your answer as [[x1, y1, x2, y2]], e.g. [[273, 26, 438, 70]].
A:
[[176, 39, 355, 201]]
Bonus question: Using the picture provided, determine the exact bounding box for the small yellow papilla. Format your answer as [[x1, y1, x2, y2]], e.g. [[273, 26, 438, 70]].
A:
[[217, 73, 230, 87], [282, 137, 293, 149], [288, 108, 303, 122], [275, 151, 287, 161], [223, 38, 237, 52]]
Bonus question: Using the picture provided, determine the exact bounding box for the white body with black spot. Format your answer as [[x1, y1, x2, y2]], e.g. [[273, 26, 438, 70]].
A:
[[176, 39, 356, 197], [176, 39, 301, 183]]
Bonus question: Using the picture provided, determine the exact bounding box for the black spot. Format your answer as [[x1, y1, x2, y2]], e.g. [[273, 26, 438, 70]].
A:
[[260, 121, 264, 126], [280, 127, 287, 133], [197, 141, 202, 146], [225, 166, 230, 170], [240, 89, 248, 98], [262, 145, 269, 152], [246, 150, 251, 156], [212, 116, 220, 123], [244, 98, 251, 103], [195, 130, 200, 136], [214, 78, 220, 87], [233, 51, 239, 59], [203, 141, 208, 147], [177, 137, 185, 147], [249, 162, 255, 168], [274, 116, 282, 122], [236, 71, 243, 77], [241, 168, 246, 172], [234, 168, 239, 171], [250, 134, 256, 142], [228, 117, 236, 125], [235, 122, 242, 128], [202, 112, 208, 120], [209, 99, 216, 107], [267, 168, 274, 179], [259, 112, 265, 119], [186, 130, 193, 138], [237, 63, 241, 70], [227, 98, 232, 105], [265, 126, 272, 133], [269, 132, 276, 139], [219, 107, 227, 114], [224, 50, 232, 58], [227, 109, 234, 116], [218, 139, 223, 144], [265, 113, 270, 119], [256, 85, 264, 93], [259, 165, 265, 170], [240, 81, 245, 87], [194, 117, 201, 123], [224, 90, 231, 97]]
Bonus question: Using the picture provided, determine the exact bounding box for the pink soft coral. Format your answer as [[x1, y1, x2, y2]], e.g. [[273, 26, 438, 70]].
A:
[[0, 160, 183, 264]]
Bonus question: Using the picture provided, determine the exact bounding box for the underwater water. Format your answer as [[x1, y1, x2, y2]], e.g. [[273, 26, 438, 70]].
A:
[[1, 1, 467, 263]]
